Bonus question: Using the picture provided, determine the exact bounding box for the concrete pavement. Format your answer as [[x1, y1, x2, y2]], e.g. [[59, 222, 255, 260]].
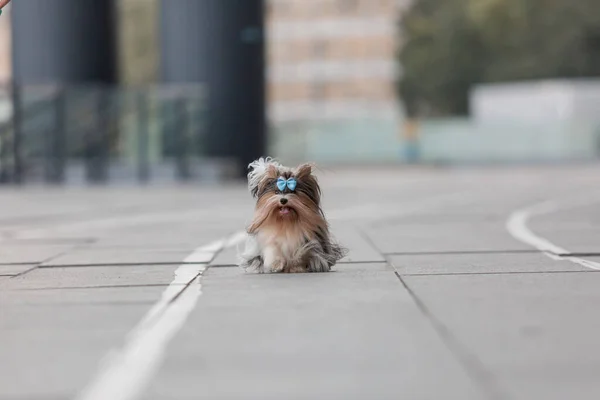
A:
[[1, 165, 600, 400]]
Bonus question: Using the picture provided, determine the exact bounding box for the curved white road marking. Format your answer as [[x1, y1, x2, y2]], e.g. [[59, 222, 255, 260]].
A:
[[506, 202, 570, 255], [507, 198, 600, 271], [75, 232, 246, 400]]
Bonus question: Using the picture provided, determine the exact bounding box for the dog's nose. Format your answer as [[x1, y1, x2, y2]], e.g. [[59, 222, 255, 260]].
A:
[[280, 198, 288, 205]]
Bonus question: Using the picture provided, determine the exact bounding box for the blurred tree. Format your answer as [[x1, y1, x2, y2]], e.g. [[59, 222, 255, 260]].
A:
[[468, 0, 600, 80], [398, 0, 600, 117], [398, 0, 485, 117]]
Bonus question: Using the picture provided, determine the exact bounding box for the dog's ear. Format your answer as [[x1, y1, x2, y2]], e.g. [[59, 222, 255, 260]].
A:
[[295, 163, 315, 179], [247, 157, 281, 198], [266, 163, 278, 178]]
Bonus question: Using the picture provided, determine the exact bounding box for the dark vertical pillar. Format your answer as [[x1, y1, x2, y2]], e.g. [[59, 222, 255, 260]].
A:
[[11, 0, 117, 184], [11, 0, 117, 85], [160, 0, 266, 177]]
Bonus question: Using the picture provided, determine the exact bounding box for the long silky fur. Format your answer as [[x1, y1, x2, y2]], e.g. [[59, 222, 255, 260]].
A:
[[239, 234, 264, 273], [290, 239, 346, 273], [241, 235, 346, 273], [247, 157, 282, 198], [240, 157, 347, 273]]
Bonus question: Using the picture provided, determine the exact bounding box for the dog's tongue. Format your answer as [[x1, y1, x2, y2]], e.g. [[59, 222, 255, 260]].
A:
[[280, 207, 290, 215]]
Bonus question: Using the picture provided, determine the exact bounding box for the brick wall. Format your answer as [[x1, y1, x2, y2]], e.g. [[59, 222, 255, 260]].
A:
[[267, 0, 411, 121]]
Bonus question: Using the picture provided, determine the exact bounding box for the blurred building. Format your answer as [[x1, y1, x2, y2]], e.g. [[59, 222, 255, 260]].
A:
[[267, 0, 410, 123], [1, 0, 410, 110], [116, 0, 159, 84], [0, 5, 11, 124], [0, 0, 158, 85], [0, 0, 416, 175], [0, 5, 10, 83], [115, 0, 412, 124]]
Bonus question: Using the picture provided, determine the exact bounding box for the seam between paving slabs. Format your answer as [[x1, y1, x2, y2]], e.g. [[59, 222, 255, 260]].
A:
[[7, 233, 231, 293], [8, 283, 185, 291], [359, 229, 509, 400], [392, 271, 508, 400], [561, 252, 600, 257], [384, 249, 542, 256], [0, 261, 41, 265], [9, 265, 39, 278], [38, 261, 209, 268], [10, 242, 93, 278], [393, 269, 600, 277]]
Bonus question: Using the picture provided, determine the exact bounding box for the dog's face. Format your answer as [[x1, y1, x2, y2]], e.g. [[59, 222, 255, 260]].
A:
[[246, 159, 323, 233], [256, 163, 321, 220]]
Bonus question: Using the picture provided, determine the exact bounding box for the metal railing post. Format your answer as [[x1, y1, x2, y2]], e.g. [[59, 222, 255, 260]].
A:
[[11, 83, 23, 184], [137, 88, 150, 183]]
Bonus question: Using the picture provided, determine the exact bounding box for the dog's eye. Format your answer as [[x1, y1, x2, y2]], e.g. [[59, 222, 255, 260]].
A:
[[275, 190, 281, 194]]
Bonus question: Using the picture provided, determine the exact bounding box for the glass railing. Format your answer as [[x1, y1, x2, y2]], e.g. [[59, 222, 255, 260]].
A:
[[0, 83, 208, 184]]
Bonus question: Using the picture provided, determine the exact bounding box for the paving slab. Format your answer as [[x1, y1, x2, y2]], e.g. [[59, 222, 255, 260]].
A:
[[390, 252, 590, 275], [374, 210, 508, 225], [331, 224, 385, 263], [526, 224, 600, 254], [39, 248, 205, 266], [535, 203, 600, 225], [0, 304, 152, 400], [4, 264, 183, 290], [365, 222, 531, 254], [0, 166, 599, 400], [144, 264, 486, 400], [210, 245, 242, 266], [527, 203, 600, 254], [0, 264, 36, 276], [88, 226, 236, 248], [402, 272, 600, 400], [0, 285, 165, 306], [0, 244, 77, 264]]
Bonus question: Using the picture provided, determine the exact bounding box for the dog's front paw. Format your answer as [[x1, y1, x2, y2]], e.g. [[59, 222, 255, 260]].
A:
[[286, 264, 308, 273], [240, 256, 264, 274], [270, 259, 285, 273]]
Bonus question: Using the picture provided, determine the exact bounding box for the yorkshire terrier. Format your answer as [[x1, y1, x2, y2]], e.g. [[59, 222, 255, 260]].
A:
[[239, 157, 346, 273]]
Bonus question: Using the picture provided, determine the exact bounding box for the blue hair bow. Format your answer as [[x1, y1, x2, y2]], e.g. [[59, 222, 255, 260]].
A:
[[277, 177, 297, 192]]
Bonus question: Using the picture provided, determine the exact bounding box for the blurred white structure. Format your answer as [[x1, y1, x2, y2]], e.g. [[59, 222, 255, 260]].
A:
[[411, 79, 600, 164], [471, 80, 600, 123], [276, 79, 600, 165]]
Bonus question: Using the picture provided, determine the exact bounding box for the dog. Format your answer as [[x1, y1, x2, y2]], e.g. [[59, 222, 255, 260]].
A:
[[239, 157, 346, 273]]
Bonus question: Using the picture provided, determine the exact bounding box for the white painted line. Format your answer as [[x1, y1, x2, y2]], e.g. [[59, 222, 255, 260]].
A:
[[133, 239, 227, 332], [562, 256, 600, 271], [506, 202, 569, 255], [506, 198, 600, 271], [75, 232, 246, 400]]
